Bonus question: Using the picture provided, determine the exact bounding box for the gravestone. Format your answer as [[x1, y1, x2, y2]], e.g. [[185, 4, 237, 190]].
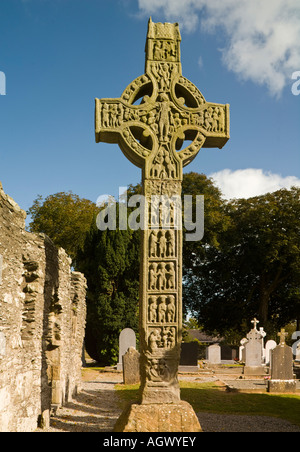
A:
[[179, 342, 199, 372], [95, 18, 230, 432], [265, 340, 277, 366], [117, 328, 137, 371], [259, 327, 267, 363], [268, 329, 296, 393], [239, 338, 247, 362], [207, 344, 221, 365], [243, 318, 266, 376], [123, 347, 140, 385], [221, 345, 237, 362]]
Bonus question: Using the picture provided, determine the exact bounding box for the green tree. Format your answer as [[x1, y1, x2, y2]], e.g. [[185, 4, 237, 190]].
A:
[[182, 172, 230, 318], [27, 192, 99, 263], [76, 212, 140, 365], [185, 187, 300, 336]]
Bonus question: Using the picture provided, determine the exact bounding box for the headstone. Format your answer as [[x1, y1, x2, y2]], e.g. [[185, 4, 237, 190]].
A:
[[207, 344, 221, 365], [259, 327, 267, 363], [179, 342, 199, 372], [268, 329, 296, 393], [265, 340, 277, 365], [0, 332, 6, 357], [95, 18, 230, 433], [123, 347, 140, 385], [221, 345, 236, 362], [243, 318, 266, 376], [117, 328, 136, 371]]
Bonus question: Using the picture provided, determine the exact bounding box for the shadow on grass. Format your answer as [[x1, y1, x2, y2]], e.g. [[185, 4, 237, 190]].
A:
[[116, 382, 300, 427]]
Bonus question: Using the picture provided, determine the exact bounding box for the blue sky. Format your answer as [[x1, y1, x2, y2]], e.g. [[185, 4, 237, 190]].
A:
[[0, 0, 299, 217]]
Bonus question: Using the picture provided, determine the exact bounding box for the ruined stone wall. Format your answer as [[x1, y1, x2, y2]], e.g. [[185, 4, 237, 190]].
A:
[[0, 183, 87, 432]]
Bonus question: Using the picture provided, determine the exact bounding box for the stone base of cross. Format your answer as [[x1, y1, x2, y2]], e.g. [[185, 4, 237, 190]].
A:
[[95, 18, 230, 432]]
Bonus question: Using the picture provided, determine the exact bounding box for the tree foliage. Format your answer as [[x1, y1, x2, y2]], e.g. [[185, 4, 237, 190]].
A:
[[27, 192, 99, 263], [28, 190, 140, 365], [76, 219, 140, 365], [184, 187, 300, 336]]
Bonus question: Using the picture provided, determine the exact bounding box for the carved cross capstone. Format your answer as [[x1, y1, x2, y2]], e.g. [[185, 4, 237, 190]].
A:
[[95, 18, 230, 404], [278, 328, 288, 346], [251, 318, 259, 330]]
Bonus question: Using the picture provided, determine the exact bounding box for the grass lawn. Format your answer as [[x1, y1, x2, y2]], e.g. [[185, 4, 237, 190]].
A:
[[116, 381, 300, 427]]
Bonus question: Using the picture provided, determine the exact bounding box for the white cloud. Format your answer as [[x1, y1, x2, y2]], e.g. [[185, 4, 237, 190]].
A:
[[209, 169, 300, 200], [137, 0, 300, 96], [197, 56, 203, 69]]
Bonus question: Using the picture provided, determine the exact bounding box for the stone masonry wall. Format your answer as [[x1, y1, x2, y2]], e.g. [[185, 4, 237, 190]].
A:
[[0, 182, 87, 432]]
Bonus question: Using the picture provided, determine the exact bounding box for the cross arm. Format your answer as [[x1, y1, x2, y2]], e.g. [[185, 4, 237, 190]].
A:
[[95, 97, 154, 168], [201, 103, 230, 149]]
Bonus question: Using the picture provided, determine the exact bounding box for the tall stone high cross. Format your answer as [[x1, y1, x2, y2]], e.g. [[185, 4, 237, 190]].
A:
[[95, 19, 230, 431]]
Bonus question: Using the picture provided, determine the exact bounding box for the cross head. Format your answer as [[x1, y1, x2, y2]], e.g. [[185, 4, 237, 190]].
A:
[[95, 18, 230, 181], [278, 328, 288, 346]]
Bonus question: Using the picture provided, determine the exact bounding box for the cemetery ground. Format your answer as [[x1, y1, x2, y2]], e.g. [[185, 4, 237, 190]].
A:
[[37, 365, 300, 433]]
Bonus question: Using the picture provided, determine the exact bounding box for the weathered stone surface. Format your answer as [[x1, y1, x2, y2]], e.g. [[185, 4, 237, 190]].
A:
[[0, 183, 87, 432], [267, 380, 297, 393], [114, 401, 202, 432], [123, 347, 140, 385], [268, 329, 296, 393]]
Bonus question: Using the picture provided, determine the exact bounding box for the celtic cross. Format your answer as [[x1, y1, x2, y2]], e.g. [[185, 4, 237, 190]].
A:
[[95, 18, 230, 405]]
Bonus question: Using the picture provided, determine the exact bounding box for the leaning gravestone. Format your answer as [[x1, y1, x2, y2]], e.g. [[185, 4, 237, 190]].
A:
[[117, 328, 137, 371], [243, 318, 266, 376], [95, 18, 230, 432], [123, 347, 140, 385], [268, 329, 296, 393]]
